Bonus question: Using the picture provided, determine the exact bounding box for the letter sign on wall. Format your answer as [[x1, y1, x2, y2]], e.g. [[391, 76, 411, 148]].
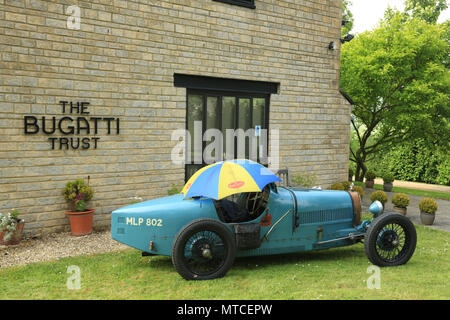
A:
[[23, 101, 121, 150]]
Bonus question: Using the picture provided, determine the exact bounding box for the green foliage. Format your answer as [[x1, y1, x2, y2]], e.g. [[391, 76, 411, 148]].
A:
[[349, 167, 354, 177], [392, 193, 410, 208], [10, 209, 19, 220], [377, 139, 449, 185], [365, 171, 376, 181], [342, 10, 450, 181], [419, 198, 438, 214], [436, 158, 450, 185], [330, 182, 345, 191], [404, 0, 448, 23], [167, 184, 183, 196], [382, 172, 395, 184], [370, 190, 388, 205], [353, 185, 365, 199], [0, 209, 21, 242], [341, 181, 351, 191], [292, 174, 317, 188], [62, 179, 94, 212], [342, 0, 354, 36]]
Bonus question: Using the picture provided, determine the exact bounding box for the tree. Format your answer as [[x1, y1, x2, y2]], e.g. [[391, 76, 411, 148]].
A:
[[340, 11, 450, 181], [342, 0, 354, 36], [404, 0, 448, 23]]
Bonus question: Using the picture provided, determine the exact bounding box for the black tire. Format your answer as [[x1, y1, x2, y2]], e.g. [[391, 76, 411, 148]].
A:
[[364, 212, 417, 267], [171, 219, 236, 280]]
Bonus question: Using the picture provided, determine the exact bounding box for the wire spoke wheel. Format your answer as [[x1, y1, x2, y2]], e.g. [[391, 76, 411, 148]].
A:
[[172, 219, 236, 280], [365, 213, 417, 267], [183, 230, 227, 276], [375, 223, 407, 263]]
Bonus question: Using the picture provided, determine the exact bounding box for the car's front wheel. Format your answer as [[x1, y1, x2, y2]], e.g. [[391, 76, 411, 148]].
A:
[[171, 219, 236, 280], [364, 212, 417, 266]]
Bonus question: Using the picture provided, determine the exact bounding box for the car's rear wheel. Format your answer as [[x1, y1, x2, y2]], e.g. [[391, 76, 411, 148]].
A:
[[171, 219, 236, 280], [364, 212, 417, 266]]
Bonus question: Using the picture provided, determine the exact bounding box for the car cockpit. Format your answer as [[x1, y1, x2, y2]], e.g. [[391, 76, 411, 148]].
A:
[[213, 184, 272, 223]]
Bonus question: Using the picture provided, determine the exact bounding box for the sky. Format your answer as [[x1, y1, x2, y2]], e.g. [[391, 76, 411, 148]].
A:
[[350, 0, 450, 34]]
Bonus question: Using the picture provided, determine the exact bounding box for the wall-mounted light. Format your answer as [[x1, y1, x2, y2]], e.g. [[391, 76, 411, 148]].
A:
[[328, 41, 336, 50], [340, 34, 355, 44]]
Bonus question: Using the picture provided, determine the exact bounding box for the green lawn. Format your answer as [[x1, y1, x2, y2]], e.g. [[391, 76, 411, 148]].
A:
[[1, 224, 449, 300], [353, 181, 450, 200]]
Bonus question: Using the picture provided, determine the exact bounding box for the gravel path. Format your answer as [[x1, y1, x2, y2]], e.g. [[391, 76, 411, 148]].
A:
[[0, 230, 129, 269]]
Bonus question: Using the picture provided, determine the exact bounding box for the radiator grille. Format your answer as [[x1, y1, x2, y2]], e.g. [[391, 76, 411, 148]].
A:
[[299, 208, 352, 224]]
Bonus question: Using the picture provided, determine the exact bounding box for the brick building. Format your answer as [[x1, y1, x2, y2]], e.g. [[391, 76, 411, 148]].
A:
[[0, 0, 351, 236]]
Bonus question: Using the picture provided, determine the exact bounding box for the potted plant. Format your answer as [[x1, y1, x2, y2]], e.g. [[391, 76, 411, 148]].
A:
[[348, 168, 354, 182], [382, 173, 395, 192], [353, 185, 365, 199], [341, 181, 351, 191], [419, 198, 438, 225], [365, 171, 376, 188], [330, 182, 345, 190], [62, 179, 94, 236], [0, 209, 25, 245], [391, 193, 410, 215], [370, 190, 388, 207]]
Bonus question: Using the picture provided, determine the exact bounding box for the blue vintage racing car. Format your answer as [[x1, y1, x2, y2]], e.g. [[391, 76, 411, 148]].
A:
[[111, 183, 417, 280]]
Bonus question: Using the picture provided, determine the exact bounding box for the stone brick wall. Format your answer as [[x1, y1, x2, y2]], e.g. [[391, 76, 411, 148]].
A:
[[0, 0, 350, 236]]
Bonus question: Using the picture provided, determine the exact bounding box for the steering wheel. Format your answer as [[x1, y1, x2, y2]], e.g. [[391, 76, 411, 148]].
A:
[[246, 192, 260, 215], [246, 186, 270, 217]]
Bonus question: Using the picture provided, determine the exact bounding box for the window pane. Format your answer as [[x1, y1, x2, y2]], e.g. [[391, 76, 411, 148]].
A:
[[206, 97, 219, 130], [238, 98, 250, 130], [238, 98, 250, 159], [186, 164, 203, 181], [205, 97, 219, 163], [187, 94, 203, 164], [253, 98, 266, 163], [222, 97, 235, 160]]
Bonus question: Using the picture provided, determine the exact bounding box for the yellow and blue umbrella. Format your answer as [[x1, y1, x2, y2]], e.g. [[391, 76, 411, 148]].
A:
[[182, 159, 281, 200]]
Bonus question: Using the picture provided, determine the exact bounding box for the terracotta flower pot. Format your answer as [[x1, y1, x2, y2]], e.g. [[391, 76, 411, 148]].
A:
[[393, 206, 407, 216], [420, 211, 435, 225], [365, 180, 374, 188], [0, 220, 25, 245], [66, 209, 95, 236]]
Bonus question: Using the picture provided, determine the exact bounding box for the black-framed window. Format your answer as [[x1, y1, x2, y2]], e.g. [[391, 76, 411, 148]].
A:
[[186, 90, 270, 181], [213, 0, 256, 9], [174, 73, 279, 182]]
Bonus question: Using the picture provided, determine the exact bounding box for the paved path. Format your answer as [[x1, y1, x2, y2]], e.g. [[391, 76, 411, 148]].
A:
[[371, 178, 450, 193], [361, 187, 450, 232]]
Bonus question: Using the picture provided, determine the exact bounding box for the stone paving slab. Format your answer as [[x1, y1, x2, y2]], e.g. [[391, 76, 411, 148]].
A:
[[361, 187, 450, 232]]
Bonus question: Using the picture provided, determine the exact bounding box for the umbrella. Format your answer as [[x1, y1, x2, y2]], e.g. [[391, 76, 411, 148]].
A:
[[181, 159, 281, 200]]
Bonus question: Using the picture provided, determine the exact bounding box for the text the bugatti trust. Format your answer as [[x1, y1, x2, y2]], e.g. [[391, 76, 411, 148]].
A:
[[23, 101, 121, 150]]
